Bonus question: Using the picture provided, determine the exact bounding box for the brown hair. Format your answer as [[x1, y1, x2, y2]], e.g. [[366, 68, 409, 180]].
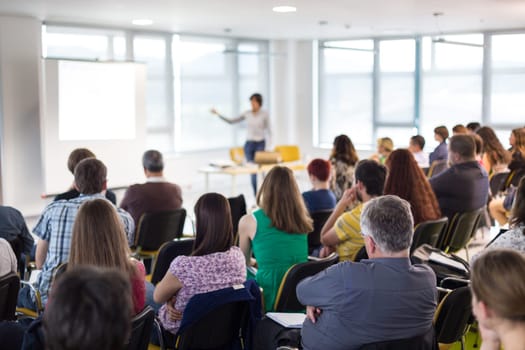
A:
[[476, 126, 511, 167], [74, 158, 107, 195], [471, 133, 484, 155], [256, 166, 313, 233], [384, 149, 442, 226], [512, 128, 525, 155], [471, 249, 525, 321], [192, 193, 234, 256], [69, 199, 134, 276], [510, 176, 525, 232], [330, 134, 359, 166], [449, 135, 476, 160], [452, 124, 468, 134], [434, 126, 449, 141], [67, 148, 96, 174]]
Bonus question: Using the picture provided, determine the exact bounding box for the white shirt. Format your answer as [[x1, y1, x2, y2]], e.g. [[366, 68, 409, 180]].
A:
[[0, 238, 17, 277], [241, 109, 271, 142], [412, 151, 430, 168]]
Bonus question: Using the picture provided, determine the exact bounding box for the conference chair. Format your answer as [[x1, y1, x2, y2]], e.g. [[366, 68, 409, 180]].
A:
[[229, 147, 245, 165], [437, 208, 484, 261], [433, 286, 473, 350], [126, 306, 155, 350], [489, 171, 509, 197], [410, 217, 448, 254], [149, 238, 195, 285], [16, 280, 44, 319], [427, 160, 448, 178], [0, 272, 20, 321], [274, 145, 301, 162], [228, 194, 247, 238], [354, 246, 369, 262], [133, 209, 187, 265], [273, 253, 339, 312], [358, 327, 437, 350], [307, 210, 333, 256]]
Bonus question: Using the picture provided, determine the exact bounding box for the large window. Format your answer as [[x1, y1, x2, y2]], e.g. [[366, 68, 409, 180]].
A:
[[43, 25, 269, 153]]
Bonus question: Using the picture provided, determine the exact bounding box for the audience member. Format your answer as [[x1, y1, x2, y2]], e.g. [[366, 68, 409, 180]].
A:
[[329, 135, 359, 201], [429, 125, 449, 165], [384, 149, 441, 226], [489, 130, 525, 226], [370, 137, 394, 165], [120, 150, 183, 226], [0, 238, 17, 277], [18, 158, 134, 309], [154, 193, 245, 334], [54, 148, 116, 204], [430, 135, 489, 220], [43, 266, 133, 350], [466, 122, 481, 134], [239, 166, 312, 311], [452, 124, 468, 135], [476, 126, 510, 175], [297, 195, 437, 349], [408, 135, 429, 168], [0, 205, 34, 263], [302, 159, 336, 213], [69, 199, 145, 314], [320, 160, 387, 261], [509, 127, 525, 152], [471, 249, 525, 349], [472, 133, 484, 164]]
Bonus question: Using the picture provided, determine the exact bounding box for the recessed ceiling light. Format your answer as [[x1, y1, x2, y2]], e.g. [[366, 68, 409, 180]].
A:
[[132, 19, 153, 26], [272, 6, 297, 13]]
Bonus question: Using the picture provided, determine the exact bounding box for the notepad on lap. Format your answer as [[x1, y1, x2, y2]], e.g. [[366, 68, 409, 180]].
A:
[[266, 312, 306, 328], [428, 252, 468, 273]]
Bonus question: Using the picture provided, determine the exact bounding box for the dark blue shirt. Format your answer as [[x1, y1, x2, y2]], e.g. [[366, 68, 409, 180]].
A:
[[0, 206, 33, 254], [302, 189, 336, 213], [429, 142, 448, 165]]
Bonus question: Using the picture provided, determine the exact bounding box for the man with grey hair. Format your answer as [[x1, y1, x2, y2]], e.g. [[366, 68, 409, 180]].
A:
[[297, 195, 437, 349], [120, 150, 183, 226]]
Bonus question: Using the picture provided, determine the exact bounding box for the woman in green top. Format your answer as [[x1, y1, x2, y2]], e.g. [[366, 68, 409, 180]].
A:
[[239, 166, 313, 311]]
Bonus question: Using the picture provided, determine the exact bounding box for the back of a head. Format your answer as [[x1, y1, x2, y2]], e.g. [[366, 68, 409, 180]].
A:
[[471, 249, 525, 322], [355, 159, 387, 197], [331, 134, 358, 165], [43, 266, 132, 350], [476, 127, 502, 152], [70, 199, 131, 271], [378, 137, 394, 153], [360, 195, 414, 253], [307, 158, 331, 182], [257, 166, 313, 233], [192, 192, 234, 256], [449, 135, 476, 160], [410, 135, 425, 150], [510, 176, 525, 228], [142, 150, 164, 172], [466, 122, 481, 133], [67, 148, 96, 174], [434, 126, 449, 141], [452, 124, 468, 135], [74, 158, 107, 195]]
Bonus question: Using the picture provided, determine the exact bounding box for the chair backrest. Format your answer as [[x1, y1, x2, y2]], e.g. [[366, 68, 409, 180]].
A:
[[354, 246, 368, 262], [438, 208, 484, 253], [273, 253, 339, 312], [307, 210, 333, 254], [229, 147, 245, 165], [358, 327, 437, 350], [274, 145, 301, 162], [126, 306, 155, 350], [489, 171, 510, 196], [0, 272, 19, 321], [434, 286, 472, 345], [175, 300, 251, 350], [150, 238, 195, 285], [135, 209, 187, 251], [228, 194, 247, 237], [411, 217, 448, 253], [427, 160, 448, 178]]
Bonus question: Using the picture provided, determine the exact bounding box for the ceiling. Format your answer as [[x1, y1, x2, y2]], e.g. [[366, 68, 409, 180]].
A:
[[0, 0, 524, 39]]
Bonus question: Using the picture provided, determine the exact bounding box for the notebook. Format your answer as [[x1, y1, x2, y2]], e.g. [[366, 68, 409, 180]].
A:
[[428, 252, 468, 273], [266, 312, 306, 329]]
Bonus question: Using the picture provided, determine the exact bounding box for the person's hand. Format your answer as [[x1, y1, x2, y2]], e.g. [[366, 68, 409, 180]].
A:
[[306, 306, 322, 324], [166, 297, 183, 321], [319, 246, 335, 258], [210, 108, 218, 115], [339, 187, 357, 208], [478, 323, 501, 350]]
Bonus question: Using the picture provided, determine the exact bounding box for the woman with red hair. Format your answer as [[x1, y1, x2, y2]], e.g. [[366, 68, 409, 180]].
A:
[[302, 158, 337, 213], [384, 149, 442, 226]]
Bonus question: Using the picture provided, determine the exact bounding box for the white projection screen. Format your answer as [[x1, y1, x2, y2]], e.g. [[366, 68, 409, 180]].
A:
[[42, 59, 147, 195]]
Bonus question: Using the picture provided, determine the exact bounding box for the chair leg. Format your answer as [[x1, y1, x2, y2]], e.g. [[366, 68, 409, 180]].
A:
[[465, 246, 469, 263]]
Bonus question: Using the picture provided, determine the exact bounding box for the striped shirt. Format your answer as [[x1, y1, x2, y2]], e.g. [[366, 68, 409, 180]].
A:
[[34, 194, 134, 304], [334, 203, 364, 261]]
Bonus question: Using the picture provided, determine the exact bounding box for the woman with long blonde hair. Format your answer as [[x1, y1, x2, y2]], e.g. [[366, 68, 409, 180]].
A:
[[69, 198, 146, 314], [239, 166, 313, 311]]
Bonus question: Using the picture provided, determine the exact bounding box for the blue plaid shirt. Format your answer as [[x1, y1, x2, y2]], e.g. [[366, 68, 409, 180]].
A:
[[33, 194, 135, 304]]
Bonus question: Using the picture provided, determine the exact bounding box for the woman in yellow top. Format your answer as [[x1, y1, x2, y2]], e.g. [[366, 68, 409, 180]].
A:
[[238, 166, 313, 311]]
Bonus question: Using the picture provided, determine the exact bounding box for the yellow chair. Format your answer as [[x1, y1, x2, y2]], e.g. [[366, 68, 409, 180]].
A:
[[274, 145, 301, 162], [229, 147, 245, 165]]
